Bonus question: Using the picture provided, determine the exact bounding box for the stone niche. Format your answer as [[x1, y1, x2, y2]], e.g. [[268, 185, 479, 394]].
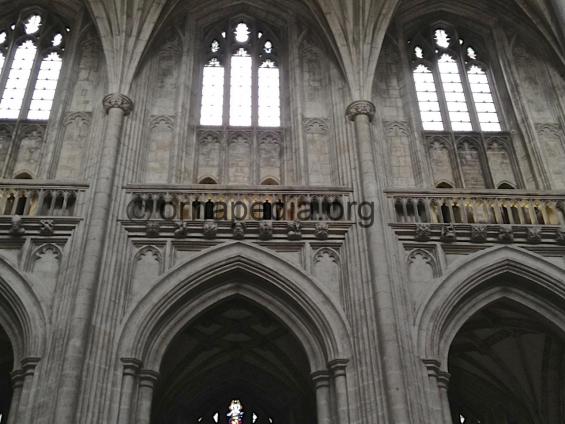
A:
[[300, 38, 334, 185], [14, 125, 45, 178], [57, 112, 92, 179], [146, 116, 175, 183], [304, 118, 332, 185], [228, 132, 252, 185]]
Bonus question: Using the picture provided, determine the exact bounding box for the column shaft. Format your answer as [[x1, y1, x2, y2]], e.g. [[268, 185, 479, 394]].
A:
[[312, 372, 331, 424], [7, 371, 23, 424], [53, 94, 132, 423], [347, 101, 411, 424], [117, 358, 142, 424], [329, 361, 349, 424], [135, 371, 159, 424]]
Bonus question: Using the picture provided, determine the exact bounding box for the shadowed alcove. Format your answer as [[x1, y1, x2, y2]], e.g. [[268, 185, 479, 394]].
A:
[[151, 296, 315, 424], [448, 298, 565, 424]]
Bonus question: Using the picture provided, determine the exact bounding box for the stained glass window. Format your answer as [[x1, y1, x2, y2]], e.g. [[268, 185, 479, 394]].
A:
[[410, 25, 502, 132], [0, 11, 67, 120], [199, 19, 281, 127]]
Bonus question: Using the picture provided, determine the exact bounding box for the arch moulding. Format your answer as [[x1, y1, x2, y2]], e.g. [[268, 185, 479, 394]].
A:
[[118, 241, 352, 373], [415, 245, 565, 368], [0, 255, 48, 367]]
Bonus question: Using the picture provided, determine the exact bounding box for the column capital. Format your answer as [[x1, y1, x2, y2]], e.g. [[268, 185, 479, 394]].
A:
[[121, 357, 142, 374], [138, 369, 159, 388], [20, 357, 40, 371], [437, 371, 451, 390], [103, 93, 134, 115], [346, 100, 375, 122], [10, 369, 24, 388], [311, 370, 331, 388], [328, 358, 349, 376]]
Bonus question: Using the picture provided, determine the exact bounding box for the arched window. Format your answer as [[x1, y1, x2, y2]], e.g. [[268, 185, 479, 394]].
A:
[[199, 18, 280, 128], [0, 10, 67, 121], [409, 24, 501, 132]]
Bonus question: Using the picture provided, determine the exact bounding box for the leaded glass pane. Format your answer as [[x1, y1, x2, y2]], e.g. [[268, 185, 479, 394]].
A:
[[0, 40, 37, 119], [413, 64, 444, 130], [28, 52, 63, 120], [229, 49, 252, 126]]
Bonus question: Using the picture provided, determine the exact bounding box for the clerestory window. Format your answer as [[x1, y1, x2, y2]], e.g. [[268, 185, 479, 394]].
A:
[[199, 18, 281, 128], [409, 24, 501, 132], [0, 10, 67, 121]]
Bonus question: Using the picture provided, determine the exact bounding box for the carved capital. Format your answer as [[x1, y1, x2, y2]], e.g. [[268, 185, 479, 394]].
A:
[[311, 370, 331, 388], [103, 93, 134, 115], [346, 100, 376, 122]]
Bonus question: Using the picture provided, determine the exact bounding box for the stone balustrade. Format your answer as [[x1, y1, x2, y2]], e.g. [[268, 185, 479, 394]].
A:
[[124, 184, 354, 222], [387, 189, 565, 226], [0, 180, 88, 217]]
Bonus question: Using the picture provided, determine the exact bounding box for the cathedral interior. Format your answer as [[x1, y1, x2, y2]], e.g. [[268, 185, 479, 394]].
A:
[[0, 0, 564, 423]]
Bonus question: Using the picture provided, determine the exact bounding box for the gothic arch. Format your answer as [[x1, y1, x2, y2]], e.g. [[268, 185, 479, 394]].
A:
[[118, 242, 351, 372], [0, 255, 48, 366], [415, 245, 565, 367]]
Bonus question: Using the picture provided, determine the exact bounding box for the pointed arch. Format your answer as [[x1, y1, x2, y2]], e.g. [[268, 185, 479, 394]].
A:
[[118, 242, 351, 372], [415, 245, 565, 367], [0, 255, 48, 367]]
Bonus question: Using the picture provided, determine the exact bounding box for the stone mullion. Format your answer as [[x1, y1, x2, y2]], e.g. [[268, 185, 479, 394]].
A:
[[52, 93, 133, 423], [347, 100, 412, 424]]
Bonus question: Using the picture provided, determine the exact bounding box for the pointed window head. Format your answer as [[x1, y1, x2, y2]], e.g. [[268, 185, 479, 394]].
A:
[[52, 33, 63, 47]]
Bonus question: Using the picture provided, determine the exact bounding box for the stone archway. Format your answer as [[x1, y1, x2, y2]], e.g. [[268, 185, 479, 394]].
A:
[[447, 298, 565, 424], [415, 246, 565, 423], [115, 242, 352, 424]]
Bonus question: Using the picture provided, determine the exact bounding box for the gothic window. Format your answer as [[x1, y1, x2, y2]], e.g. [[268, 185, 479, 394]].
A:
[[409, 25, 502, 132], [199, 18, 280, 128], [0, 10, 67, 121]]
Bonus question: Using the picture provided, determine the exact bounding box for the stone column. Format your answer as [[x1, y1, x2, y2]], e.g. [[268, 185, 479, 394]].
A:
[[346, 101, 411, 424], [135, 370, 159, 424], [311, 371, 331, 424], [53, 94, 133, 423], [329, 360, 349, 424], [437, 371, 452, 424], [16, 357, 40, 424], [7, 370, 24, 424], [117, 358, 142, 424], [423, 360, 452, 424]]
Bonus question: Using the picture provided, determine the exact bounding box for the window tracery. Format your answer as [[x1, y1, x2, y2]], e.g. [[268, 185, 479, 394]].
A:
[[0, 9, 67, 121], [199, 18, 280, 128], [409, 25, 501, 132]]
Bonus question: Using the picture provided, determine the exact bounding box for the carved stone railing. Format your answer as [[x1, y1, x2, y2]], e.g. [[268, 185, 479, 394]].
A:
[[121, 184, 355, 240], [0, 180, 88, 217], [124, 184, 353, 222], [387, 189, 565, 226]]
